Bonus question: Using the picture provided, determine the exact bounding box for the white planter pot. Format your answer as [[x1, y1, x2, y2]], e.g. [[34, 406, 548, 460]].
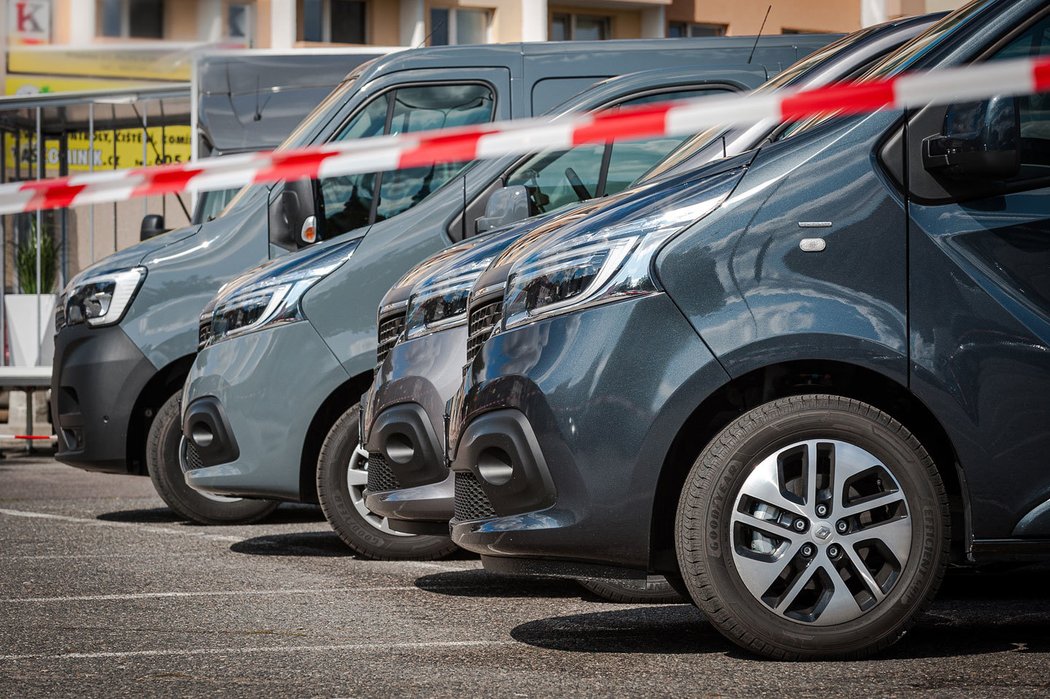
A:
[[5, 294, 57, 367]]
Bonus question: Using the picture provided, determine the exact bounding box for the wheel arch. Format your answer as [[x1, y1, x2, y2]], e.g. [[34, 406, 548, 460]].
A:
[[649, 359, 969, 573], [126, 354, 196, 476], [297, 370, 374, 504]]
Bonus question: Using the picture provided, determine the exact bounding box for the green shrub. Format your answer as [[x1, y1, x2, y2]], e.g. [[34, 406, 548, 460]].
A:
[[16, 216, 57, 294]]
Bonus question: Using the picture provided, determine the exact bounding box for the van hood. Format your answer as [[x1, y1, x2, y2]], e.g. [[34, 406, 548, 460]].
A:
[[68, 224, 200, 286]]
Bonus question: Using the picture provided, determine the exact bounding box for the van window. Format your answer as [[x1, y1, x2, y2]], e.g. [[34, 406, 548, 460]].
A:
[[318, 83, 495, 236], [505, 87, 725, 214], [989, 14, 1050, 176]]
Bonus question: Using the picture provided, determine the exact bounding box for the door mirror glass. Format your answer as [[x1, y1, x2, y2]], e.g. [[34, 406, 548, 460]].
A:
[[268, 178, 319, 250], [476, 185, 530, 233], [140, 214, 165, 241], [922, 96, 1020, 180]]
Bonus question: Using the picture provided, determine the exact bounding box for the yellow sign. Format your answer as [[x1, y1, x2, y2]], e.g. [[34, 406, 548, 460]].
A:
[[4, 75, 157, 96], [8, 47, 193, 82], [4, 126, 192, 175]]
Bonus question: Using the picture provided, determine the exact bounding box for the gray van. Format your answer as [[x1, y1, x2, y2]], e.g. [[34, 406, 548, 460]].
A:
[[362, 14, 942, 543], [180, 38, 831, 546], [53, 37, 822, 526]]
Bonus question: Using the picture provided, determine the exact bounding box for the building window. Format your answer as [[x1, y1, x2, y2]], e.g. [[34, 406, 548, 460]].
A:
[[227, 3, 253, 46], [430, 8, 491, 46], [302, 0, 366, 44], [99, 0, 164, 39], [667, 22, 725, 38], [550, 13, 609, 41], [781, 28, 826, 35]]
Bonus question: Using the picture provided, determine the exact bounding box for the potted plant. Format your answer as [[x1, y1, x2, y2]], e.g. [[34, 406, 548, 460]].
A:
[[6, 215, 58, 367]]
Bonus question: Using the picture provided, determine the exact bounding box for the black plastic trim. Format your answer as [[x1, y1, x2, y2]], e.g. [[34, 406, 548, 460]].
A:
[[181, 395, 240, 468]]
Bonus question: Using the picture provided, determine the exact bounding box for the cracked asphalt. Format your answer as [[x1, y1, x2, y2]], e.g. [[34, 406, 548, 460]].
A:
[[3, 454, 1050, 697]]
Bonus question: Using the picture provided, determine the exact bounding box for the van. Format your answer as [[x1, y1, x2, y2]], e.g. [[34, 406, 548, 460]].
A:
[[361, 15, 941, 546], [445, 0, 1050, 658], [180, 38, 831, 543], [53, 37, 820, 525]]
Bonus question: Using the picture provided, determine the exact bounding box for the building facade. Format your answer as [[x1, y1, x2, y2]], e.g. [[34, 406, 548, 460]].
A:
[[5, 1, 971, 56]]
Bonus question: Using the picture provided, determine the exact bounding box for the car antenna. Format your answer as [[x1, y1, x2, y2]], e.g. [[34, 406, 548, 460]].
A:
[[417, 17, 446, 48], [748, 5, 773, 64]]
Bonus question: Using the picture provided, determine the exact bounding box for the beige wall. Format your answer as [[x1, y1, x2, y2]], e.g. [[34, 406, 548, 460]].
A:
[[668, 0, 861, 34]]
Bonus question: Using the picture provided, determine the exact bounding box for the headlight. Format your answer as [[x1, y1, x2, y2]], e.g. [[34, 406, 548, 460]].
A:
[[404, 231, 522, 340], [503, 170, 739, 330], [64, 267, 146, 328], [202, 239, 358, 347]]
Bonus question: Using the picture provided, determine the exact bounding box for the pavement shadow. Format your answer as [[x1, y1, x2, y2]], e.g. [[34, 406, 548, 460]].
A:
[[512, 605, 714, 654], [415, 569, 589, 599], [229, 531, 352, 557], [510, 567, 1050, 658], [97, 502, 324, 526], [97, 507, 182, 523]]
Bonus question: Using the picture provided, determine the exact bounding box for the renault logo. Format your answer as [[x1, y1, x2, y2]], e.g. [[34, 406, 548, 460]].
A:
[[815, 525, 832, 540]]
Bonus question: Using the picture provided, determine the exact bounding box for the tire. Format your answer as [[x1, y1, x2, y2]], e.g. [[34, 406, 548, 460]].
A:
[[577, 576, 685, 604], [146, 392, 280, 525], [316, 404, 458, 560], [676, 395, 949, 660]]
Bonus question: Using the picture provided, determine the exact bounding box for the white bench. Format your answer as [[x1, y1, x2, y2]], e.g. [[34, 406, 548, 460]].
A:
[[0, 366, 53, 452]]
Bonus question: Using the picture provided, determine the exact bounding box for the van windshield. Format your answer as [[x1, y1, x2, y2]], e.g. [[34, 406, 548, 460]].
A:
[[779, 0, 994, 139], [275, 65, 370, 152], [636, 28, 886, 182]]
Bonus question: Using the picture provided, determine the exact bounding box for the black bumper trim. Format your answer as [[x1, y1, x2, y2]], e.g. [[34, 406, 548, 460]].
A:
[[182, 395, 240, 469]]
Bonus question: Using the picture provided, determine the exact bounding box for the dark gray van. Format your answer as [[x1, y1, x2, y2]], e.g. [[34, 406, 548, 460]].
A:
[[180, 37, 832, 546], [362, 15, 941, 545], [445, 0, 1050, 659]]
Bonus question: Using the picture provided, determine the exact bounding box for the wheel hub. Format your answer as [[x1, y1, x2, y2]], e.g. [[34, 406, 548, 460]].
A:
[[346, 444, 411, 537], [730, 439, 912, 626]]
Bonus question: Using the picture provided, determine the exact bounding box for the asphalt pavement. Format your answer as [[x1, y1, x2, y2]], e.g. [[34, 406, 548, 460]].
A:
[[3, 454, 1050, 697]]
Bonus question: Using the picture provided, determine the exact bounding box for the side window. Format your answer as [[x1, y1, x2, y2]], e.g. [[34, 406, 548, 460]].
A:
[[504, 87, 727, 214], [505, 144, 606, 214], [318, 83, 495, 236], [375, 84, 494, 222], [318, 93, 389, 237], [989, 14, 1050, 178], [602, 88, 721, 195]]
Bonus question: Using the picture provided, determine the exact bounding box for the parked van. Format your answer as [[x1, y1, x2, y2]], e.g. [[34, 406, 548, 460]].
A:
[[446, 0, 1050, 658], [180, 38, 833, 545], [53, 38, 818, 525], [362, 15, 941, 544]]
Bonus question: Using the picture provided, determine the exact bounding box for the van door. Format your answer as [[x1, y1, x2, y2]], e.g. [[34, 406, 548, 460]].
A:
[[905, 13, 1050, 539]]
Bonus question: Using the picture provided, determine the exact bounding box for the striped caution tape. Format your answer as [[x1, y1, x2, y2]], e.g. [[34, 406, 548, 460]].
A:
[[2, 55, 1049, 216]]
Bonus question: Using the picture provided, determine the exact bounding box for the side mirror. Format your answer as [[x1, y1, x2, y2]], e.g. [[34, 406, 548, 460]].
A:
[[475, 185, 530, 234], [268, 178, 319, 250], [922, 96, 1020, 180], [140, 214, 165, 241]]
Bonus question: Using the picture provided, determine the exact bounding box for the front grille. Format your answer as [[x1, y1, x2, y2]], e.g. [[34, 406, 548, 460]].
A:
[[376, 312, 406, 366], [54, 302, 66, 333], [466, 298, 502, 365], [366, 452, 401, 493], [183, 440, 204, 471], [454, 470, 496, 521], [198, 315, 211, 349]]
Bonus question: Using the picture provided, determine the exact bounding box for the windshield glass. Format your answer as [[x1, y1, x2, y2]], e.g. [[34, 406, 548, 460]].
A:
[[780, 0, 991, 139], [637, 30, 885, 181], [275, 68, 366, 152]]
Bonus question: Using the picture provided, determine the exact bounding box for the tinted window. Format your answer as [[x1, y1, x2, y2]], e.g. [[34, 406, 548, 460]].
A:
[[319, 83, 495, 236], [506, 88, 725, 213], [990, 14, 1050, 175]]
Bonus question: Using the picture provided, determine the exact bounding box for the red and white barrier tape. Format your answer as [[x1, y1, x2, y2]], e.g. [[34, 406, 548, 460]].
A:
[[3, 55, 1050, 216]]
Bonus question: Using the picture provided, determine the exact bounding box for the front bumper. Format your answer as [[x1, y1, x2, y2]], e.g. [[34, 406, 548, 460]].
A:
[[362, 325, 466, 528], [51, 323, 158, 474], [182, 320, 350, 501], [447, 293, 730, 572]]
